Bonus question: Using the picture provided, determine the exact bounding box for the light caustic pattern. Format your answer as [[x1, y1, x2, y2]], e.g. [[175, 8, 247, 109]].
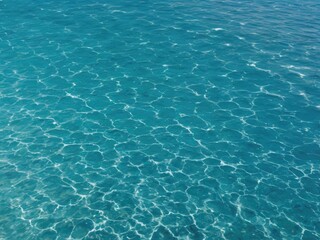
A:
[[0, 0, 320, 239]]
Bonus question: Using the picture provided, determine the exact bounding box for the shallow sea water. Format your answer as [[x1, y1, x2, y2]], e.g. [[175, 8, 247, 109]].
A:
[[1, 0, 320, 239]]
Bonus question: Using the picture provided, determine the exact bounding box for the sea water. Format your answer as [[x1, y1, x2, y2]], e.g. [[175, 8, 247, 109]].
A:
[[0, 0, 319, 239]]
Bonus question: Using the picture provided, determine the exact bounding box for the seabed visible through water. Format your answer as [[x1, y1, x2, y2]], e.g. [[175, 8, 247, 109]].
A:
[[0, 0, 319, 239]]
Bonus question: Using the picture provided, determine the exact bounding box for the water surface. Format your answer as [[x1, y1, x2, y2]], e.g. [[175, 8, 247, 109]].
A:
[[0, 0, 320, 239]]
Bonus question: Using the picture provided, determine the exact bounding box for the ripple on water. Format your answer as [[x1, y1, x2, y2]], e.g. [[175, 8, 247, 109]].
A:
[[0, 0, 320, 239]]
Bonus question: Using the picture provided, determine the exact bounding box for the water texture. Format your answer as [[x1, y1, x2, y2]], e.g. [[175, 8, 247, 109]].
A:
[[1, 0, 320, 239]]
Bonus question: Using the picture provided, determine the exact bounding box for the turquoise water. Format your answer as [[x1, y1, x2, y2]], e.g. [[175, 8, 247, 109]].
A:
[[1, 0, 320, 239]]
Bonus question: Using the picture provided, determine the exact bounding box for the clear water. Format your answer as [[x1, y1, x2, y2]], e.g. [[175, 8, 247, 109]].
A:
[[1, 0, 320, 239]]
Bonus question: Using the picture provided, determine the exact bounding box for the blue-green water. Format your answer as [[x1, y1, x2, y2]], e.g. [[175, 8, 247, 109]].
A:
[[1, 0, 320, 239]]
